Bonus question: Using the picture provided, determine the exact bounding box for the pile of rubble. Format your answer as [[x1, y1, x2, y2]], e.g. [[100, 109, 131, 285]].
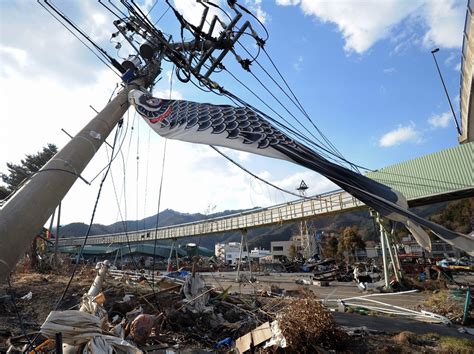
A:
[[3, 260, 357, 353], [2, 257, 473, 353]]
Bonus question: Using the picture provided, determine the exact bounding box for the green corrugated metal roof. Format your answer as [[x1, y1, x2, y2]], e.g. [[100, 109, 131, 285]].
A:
[[58, 244, 187, 257], [366, 142, 474, 200], [57, 243, 214, 257]]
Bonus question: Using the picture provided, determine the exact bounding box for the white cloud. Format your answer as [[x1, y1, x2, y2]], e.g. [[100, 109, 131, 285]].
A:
[[212, 147, 251, 163], [173, 0, 225, 35], [454, 94, 460, 104], [0, 1, 129, 85], [153, 88, 183, 100], [276, 0, 465, 54], [444, 51, 462, 71], [445, 52, 456, 65], [276, 0, 300, 5], [383, 67, 396, 75], [379, 123, 421, 147], [428, 112, 451, 128], [422, 0, 465, 49], [297, 0, 424, 54], [0, 45, 28, 68], [293, 56, 303, 72], [245, 0, 268, 24], [237, 151, 251, 162]]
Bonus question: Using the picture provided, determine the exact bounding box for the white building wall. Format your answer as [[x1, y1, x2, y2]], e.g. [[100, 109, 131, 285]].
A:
[[271, 241, 295, 259], [225, 250, 249, 265]]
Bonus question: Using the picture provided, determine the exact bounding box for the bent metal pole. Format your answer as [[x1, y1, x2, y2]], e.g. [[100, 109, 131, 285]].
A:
[[0, 71, 158, 282]]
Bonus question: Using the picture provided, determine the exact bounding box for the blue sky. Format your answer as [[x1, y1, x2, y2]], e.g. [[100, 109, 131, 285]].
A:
[[0, 0, 468, 225]]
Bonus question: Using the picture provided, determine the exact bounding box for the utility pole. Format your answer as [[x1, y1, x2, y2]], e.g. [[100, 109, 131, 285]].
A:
[[0, 63, 160, 282], [431, 48, 462, 136]]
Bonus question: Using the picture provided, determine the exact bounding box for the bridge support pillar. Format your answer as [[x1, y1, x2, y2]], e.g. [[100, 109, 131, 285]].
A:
[[167, 240, 175, 272], [236, 228, 248, 282], [374, 212, 402, 289], [378, 218, 390, 289]]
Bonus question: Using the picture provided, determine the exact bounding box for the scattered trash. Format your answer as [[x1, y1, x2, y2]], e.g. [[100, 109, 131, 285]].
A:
[[130, 314, 157, 344], [251, 321, 272, 346], [234, 321, 274, 352], [215, 337, 233, 349], [313, 280, 329, 287], [40, 310, 103, 345], [167, 269, 190, 279], [182, 273, 213, 313], [341, 325, 384, 336], [20, 292, 32, 301], [123, 294, 134, 302], [458, 327, 474, 335], [263, 320, 287, 349]]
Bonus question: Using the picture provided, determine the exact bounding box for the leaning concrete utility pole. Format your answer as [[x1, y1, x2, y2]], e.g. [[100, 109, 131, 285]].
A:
[[0, 66, 159, 282]]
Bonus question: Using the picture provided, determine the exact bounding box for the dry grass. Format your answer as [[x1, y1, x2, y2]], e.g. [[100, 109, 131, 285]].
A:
[[438, 336, 474, 354], [421, 290, 466, 323]]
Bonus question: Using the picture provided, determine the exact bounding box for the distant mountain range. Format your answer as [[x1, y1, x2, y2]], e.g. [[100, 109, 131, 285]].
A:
[[55, 199, 464, 250]]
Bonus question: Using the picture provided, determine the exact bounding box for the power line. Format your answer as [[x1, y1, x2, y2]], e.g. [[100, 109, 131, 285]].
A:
[[151, 66, 173, 287], [216, 74, 352, 166], [37, 0, 121, 77], [40, 0, 124, 75], [151, 138, 167, 288], [261, 46, 351, 169], [7, 277, 33, 348], [210, 145, 307, 199], [53, 124, 122, 310]]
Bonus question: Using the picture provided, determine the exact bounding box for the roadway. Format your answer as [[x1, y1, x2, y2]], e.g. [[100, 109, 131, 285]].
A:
[[200, 271, 427, 309], [200, 271, 474, 338]]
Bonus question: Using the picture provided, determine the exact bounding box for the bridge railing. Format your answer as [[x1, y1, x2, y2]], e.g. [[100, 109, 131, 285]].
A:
[[58, 189, 363, 246]]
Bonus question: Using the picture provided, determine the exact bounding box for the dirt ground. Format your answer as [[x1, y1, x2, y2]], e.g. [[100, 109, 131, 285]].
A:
[[0, 269, 96, 345]]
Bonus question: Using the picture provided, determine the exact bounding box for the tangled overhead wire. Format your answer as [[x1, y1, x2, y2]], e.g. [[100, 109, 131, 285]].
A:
[[38, 0, 355, 172]]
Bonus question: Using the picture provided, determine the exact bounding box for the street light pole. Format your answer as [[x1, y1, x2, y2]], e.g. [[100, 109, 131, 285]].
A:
[[430, 48, 462, 136]]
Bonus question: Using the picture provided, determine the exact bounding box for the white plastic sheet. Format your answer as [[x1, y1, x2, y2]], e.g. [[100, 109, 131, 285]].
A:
[[263, 320, 287, 349], [182, 274, 212, 313], [40, 310, 141, 353], [84, 335, 142, 354], [41, 311, 102, 345]]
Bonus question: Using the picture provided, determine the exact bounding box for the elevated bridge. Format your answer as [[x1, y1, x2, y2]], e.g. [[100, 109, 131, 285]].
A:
[[59, 142, 473, 247]]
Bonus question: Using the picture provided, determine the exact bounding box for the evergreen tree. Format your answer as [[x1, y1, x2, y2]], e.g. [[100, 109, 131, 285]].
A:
[[0, 143, 57, 196], [430, 198, 473, 234], [323, 236, 339, 258], [338, 226, 366, 262]]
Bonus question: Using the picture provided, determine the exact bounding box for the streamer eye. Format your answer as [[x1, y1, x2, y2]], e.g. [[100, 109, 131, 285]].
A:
[[145, 97, 162, 107]]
